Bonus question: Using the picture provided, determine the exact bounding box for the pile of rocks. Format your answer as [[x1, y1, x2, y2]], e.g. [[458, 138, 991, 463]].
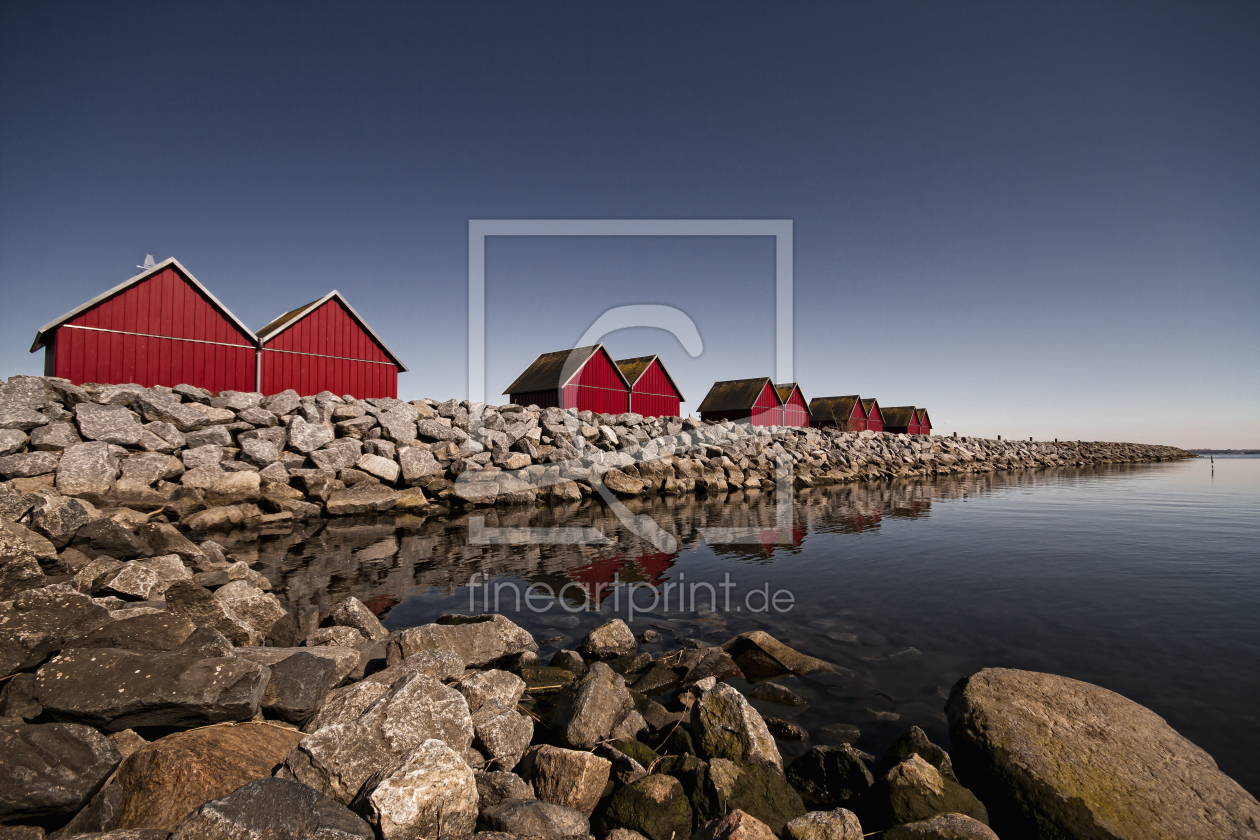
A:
[[0, 376, 1194, 534], [5, 547, 1258, 840]]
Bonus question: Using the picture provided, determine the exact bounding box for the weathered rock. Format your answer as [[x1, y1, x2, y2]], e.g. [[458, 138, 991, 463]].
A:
[[0, 589, 111, 675], [477, 770, 535, 812], [692, 809, 778, 840], [377, 405, 419, 444], [183, 426, 232, 450], [874, 726, 957, 783], [458, 669, 526, 713], [0, 405, 50, 431], [287, 416, 336, 454], [394, 446, 441, 483], [783, 810, 863, 840], [329, 595, 389, 642], [0, 824, 49, 839], [0, 673, 42, 721], [72, 405, 146, 448], [169, 776, 373, 839], [946, 666, 1260, 840], [134, 395, 209, 433], [261, 389, 301, 416], [471, 699, 533, 768], [212, 579, 286, 637], [236, 406, 278, 427], [353, 738, 479, 840], [786, 745, 873, 812], [132, 523, 203, 564], [872, 755, 987, 830], [0, 428, 29, 457], [525, 745, 611, 816], [691, 682, 782, 770], [72, 612, 197, 651], [259, 651, 343, 725], [4, 515, 61, 571], [96, 562, 164, 601], [309, 443, 360, 473], [552, 662, 634, 750], [577, 618, 636, 660], [416, 419, 457, 442], [164, 580, 261, 645], [356, 453, 400, 483], [389, 616, 534, 669], [263, 604, 321, 648], [0, 451, 61, 479], [601, 468, 644, 496], [111, 722, 304, 832], [748, 682, 806, 707], [30, 421, 82, 451], [75, 518, 152, 559], [478, 798, 590, 837], [325, 482, 399, 515], [599, 774, 692, 840], [881, 813, 999, 840], [365, 648, 467, 690], [283, 673, 474, 805], [238, 437, 282, 467], [702, 759, 807, 834], [0, 722, 121, 821], [721, 632, 832, 677], [306, 625, 367, 647], [34, 649, 270, 731]]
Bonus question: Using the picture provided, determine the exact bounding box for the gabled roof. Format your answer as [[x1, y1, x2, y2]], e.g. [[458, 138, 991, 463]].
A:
[[917, 408, 932, 427], [881, 406, 918, 427], [616, 355, 685, 401], [697, 377, 780, 413], [504, 344, 629, 395], [255, 290, 408, 371], [861, 398, 881, 415], [774, 383, 807, 407], [30, 257, 255, 353], [809, 395, 863, 421]]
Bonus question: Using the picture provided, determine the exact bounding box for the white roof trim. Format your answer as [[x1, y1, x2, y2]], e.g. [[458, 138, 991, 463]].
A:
[[559, 344, 631, 390], [30, 257, 257, 352], [256, 289, 408, 372]]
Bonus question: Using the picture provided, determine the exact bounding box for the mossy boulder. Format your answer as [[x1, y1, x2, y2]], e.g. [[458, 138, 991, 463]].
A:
[[700, 759, 806, 834], [598, 774, 693, 840]]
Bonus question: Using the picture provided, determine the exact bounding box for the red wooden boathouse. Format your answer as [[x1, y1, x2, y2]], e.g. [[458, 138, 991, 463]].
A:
[[505, 344, 630, 414], [775, 383, 811, 427], [616, 355, 684, 418], [917, 408, 932, 436], [255, 291, 407, 399], [696, 378, 783, 426], [862, 398, 884, 433], [882, 406, 920, 435], [809, 395, 866, 431], [29, 258, 256, 393]]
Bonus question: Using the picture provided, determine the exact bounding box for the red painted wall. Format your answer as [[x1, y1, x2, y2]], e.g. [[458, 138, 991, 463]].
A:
[[629, 359, 682, 418], [260, 298, 398, 398], [750, 381, 782, 427], [562, 350, 629, 414], [780, 388, 810, 427], [917, 410, 931, 436], [51, 267, 254, 391], [866, 403, 884, 433], [850, 402, 868, 432]]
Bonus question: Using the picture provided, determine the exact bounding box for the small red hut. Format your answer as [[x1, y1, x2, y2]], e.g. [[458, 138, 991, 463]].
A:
[[775, 383, 811, 427], [862, 398, 885, 433], [917, 408, 932, 436], [30, 258, 256, 393], [882, 406, 919, 435], [255, 291, 407, 399], [616, 355, 684, 418], [809, 395, 866, 431], [505, 344, 630, 414], [697, 378, 783, 426]]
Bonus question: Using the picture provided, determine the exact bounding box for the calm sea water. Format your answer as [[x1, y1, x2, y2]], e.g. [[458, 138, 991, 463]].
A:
[[243, 456, 1260, 794]]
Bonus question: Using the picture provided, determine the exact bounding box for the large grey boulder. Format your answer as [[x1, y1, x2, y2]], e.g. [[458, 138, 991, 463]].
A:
[[72, 612, 197, 652], [34, 649, 270, 731], [577, 618, 636, 659], [29, 421, 82, 451], [0, 428, 28, 456], [783, 809, 863, 840], [363, 648, 466, 690], [881, 813, 999, 840], [259, 651, 343, 725], [377, 405, 419, 444], [119, 453, 184, 487], [356, 453, 400, 483], [1, 520, 57, 599], [55, 442, 119, 496], [28, 492, 95, 548], [328, 596, 389, 641], [0, 405, 52, 431], [387, 614, 535, 668], [457, 669, 526, 713], [0, 451, 61, 479], [476, 769, 535, 812], [134, 395, 209, 433], [324, 483, 400, 515], [871, 755, 987, 829], [691, 682, 783, 770], [261, 389, 301, 416], [478, 798, 590, 837], [0, 722, 121, 821], [398, 445, 443, 482], [170, 777, 373, 839], [598, 774, 692, 840], [471, 700, 533, 768], [0, 480, 38, 522], [163, 580, 262, 645], [0, 589, 111, 675], [352, 738, 479, 840], [524, 744, 611, 816], [551, 662, 634, 750], [283, 672, 474, 805], [74, 404, 146, 446], [948, 667, 1260, 839], [287, 416, 335, 453], [212, 579, 286, 637]]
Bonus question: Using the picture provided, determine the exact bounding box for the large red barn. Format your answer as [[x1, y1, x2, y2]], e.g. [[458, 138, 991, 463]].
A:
[[30, 258, 256, 393], [616, 355, 684, 418], [775, 383, 810, 427], [862, 398, 885, 433], [696, 377, 783, 426], [809, 395, 866, 431], [505, 344, 630, 414], [255, 291, 407, 399]]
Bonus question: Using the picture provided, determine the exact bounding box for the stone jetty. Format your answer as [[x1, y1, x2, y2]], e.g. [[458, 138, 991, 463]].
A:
[[0, 375, 1193, 543]]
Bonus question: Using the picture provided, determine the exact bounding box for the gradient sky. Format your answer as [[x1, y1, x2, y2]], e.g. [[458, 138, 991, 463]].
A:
[[1, 1, 1256, 448]]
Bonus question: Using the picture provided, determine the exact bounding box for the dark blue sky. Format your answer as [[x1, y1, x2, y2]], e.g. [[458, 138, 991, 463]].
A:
[[2, 1, 1256, 447]]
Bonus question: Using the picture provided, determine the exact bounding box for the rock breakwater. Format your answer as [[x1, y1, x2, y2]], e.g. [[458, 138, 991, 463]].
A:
[[1, 375, 1194, 543]]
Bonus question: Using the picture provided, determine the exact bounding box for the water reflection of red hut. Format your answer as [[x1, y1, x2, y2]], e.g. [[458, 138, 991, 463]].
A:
[[566, 555, 628, 602], [757, 526, 806, 553], [632, 551, 676, 586]]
